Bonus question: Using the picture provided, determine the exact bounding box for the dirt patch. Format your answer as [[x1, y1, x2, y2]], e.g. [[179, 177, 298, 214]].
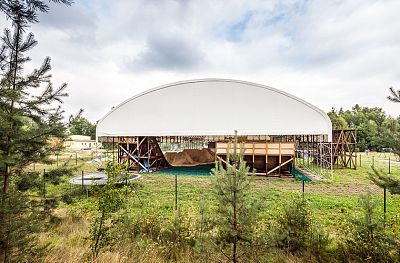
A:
[[164, 148, 215, 166]]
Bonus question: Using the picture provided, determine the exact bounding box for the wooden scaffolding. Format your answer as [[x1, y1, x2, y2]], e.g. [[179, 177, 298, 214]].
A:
[[332, 129, 357, 169], [115, 136, 169, 172]]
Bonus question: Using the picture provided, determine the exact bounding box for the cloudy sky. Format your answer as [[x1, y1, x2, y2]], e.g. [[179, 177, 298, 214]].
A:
[[2, 0, 400, 122]]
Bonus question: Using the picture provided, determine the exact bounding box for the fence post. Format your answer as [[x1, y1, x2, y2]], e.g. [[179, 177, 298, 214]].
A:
[[175, 173, 178, 210], [56, 154, 59, 167], [76, 152, 78, 166], [81, 170, 84, 193], [302, 180, 305, 198], [359, 155, 361, 167], [388, 157, 391, 174], [384, 187, 387, 222], [43, 169, 46, 198]]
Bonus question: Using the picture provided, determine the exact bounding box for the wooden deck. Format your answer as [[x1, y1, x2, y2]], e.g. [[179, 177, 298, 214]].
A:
[[215, 142, 295, 176]]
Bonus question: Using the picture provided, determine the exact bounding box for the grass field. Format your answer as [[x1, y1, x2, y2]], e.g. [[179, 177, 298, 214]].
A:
[[25, 151, 400, 262]]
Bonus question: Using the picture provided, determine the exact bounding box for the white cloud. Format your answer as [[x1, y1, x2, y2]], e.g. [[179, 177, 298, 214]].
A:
[[1, 0, 399, 122]]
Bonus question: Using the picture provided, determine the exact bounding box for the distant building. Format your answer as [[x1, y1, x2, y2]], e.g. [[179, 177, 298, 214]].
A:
[[64, 135, 97, 150]]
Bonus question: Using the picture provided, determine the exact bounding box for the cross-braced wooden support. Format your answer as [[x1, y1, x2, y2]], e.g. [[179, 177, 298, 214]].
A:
[[332, 129, 357, 169], [117, 136, 170, 172]]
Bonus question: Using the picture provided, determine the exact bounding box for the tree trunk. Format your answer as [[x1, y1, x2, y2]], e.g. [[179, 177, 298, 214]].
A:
[[232, 169, 238, 263], [3, 165, 10, 193], [94, 211, 105, 257]]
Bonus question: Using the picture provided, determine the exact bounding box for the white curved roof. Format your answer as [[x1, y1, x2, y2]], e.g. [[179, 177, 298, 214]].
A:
[[97, 79, 332, 141]]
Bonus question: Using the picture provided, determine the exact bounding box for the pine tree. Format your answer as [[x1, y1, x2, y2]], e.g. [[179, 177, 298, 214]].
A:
[[370, 87, 400, 193], [0, 0, 71, 193], [340, 194, 397, 262], [0, 2, 72, 261], [212, 132, 257, 263]]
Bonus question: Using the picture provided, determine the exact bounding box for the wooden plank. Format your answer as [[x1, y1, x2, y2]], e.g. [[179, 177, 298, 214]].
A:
[[216, 155, 231, 167], [252, 142, 255, 164], [279, 142, 282, 175], [119, 145, 147, 170], [267, 158, 293, 175]]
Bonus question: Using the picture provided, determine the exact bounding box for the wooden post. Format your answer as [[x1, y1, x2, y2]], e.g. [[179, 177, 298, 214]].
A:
[[302, 180, 305, 198], [81, 170, 84, 193], [127, 142, 131, 170], [43, 169, 46, 198], [147, 137, 150, 172], [388, 157, 391, 174], [302, 135, 305, 165], [307, 135, 310, 167], [252, 142, 255, 170], [112, 137, 115, 162], [384, 187, 387, 222], [278, 142, 282, 176], [265, 142, 268, 175], [75, 152, 78, 166]]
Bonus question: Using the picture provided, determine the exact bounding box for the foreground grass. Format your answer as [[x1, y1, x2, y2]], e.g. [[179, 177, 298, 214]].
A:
[[32, 153, 400, 262]]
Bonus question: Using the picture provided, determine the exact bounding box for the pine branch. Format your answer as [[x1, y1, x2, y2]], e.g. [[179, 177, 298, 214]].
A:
[[19, 32, 37, 52], [369, 167, 400, 194], [0, 0, 73, 26], [387, 87, 400, 103]]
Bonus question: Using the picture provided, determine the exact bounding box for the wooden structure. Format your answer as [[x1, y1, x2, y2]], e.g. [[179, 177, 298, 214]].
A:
[[99, 129, 356, 174], [332, 129, 357, 169], [101, 136, 169, 172], [296, 129, 357, 170], [99, 135, 298, 175], [215, 142, 295, 176]]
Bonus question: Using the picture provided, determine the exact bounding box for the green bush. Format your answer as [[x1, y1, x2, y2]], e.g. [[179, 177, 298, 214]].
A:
[[274, 197, 312, 253], [338, 194, 399, 263]]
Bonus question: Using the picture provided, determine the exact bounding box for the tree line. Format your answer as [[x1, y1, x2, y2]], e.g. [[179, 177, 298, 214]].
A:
[[328, 104, 400, 152]]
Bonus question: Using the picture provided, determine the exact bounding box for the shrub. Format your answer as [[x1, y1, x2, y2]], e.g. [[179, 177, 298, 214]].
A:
[[88, 162, 126, 258], [274, 197, 312, 253], [338, 194, 399, 263]]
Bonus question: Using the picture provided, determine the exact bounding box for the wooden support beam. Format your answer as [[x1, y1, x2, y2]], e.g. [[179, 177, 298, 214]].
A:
[[216, 155, 231, 167], [119, 145, 147, 170], [267, 158, 294, 175]]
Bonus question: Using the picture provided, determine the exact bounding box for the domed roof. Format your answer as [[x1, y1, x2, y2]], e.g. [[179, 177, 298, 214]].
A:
[[96, 79, 332, 141]]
